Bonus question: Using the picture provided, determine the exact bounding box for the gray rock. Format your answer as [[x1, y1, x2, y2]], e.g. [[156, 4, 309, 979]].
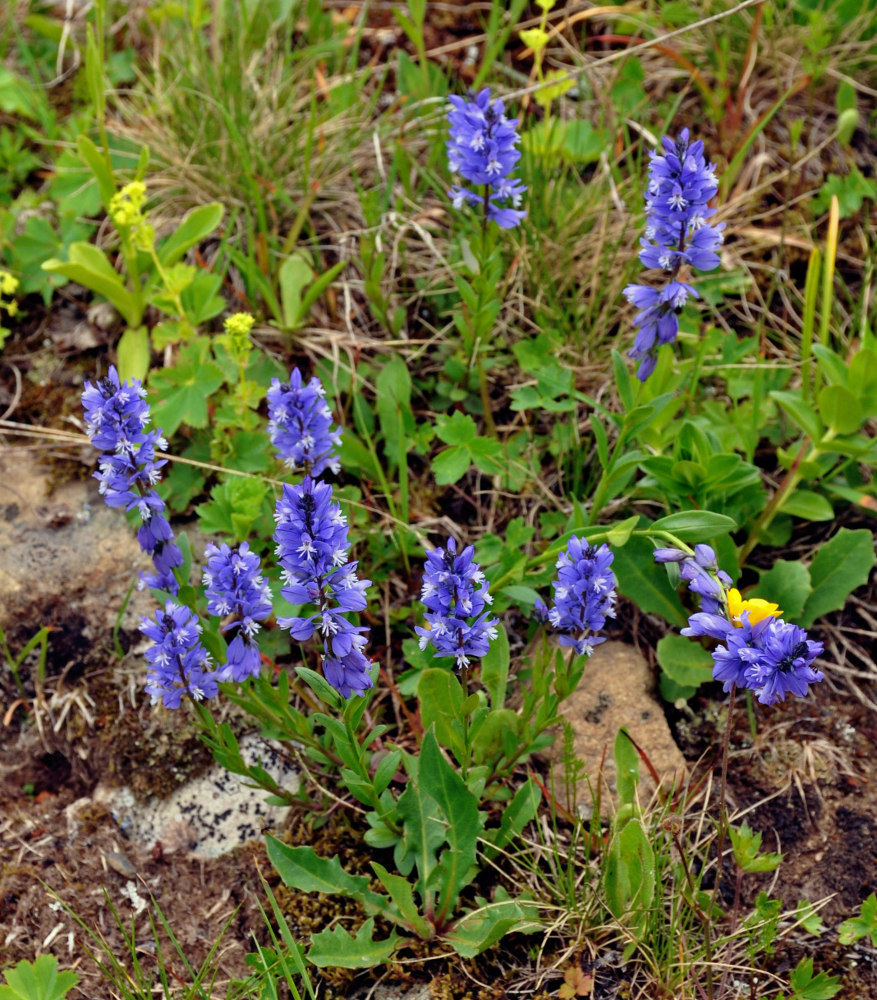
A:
[[544, 641, 687, 816], [94, 733, 298, 859]]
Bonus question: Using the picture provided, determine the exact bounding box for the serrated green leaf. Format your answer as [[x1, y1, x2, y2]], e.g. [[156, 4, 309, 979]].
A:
[[0, 955, 79, 1000], [149, 339, 225, 435], [307, 918, 400, 968], [656, 635, 714, 689], [788, 956, 842, 999], [436, 411, 478, 446], [800, 528, 876, 626], [757, 560, 812, 619], [266, 838, 389, 914], [370, 862, 431, 937]]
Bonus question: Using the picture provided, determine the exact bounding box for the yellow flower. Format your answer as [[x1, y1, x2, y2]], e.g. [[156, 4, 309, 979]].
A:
[[109, 181, 148, 228], [224, 312, 255, 336], [0, 270, 19, 296], [726, 588, 781, 627]]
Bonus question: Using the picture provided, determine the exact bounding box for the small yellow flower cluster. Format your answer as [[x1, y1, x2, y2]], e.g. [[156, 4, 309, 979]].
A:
[[109, 181, 155, 251], [0, 269, 19, 316], [223, 312, 255, 337]]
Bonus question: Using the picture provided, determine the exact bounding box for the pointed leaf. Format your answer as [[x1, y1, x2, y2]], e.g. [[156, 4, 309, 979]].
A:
[[307, 919, 400, 969], [800, 528, 876, 626]]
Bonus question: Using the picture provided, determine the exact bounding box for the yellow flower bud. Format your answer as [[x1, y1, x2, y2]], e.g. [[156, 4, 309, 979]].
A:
[[519, 27, 549, 54], [224, 312, 256, 337]]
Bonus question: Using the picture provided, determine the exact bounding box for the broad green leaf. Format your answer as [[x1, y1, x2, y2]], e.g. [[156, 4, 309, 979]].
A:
[[0, 955, 79, 1000], [43, 243, 140, 326], [480, 621, 509, 708], [614, 536, 687, 626], [650, 510, 737, 541], [756, 560, 812, 619], [655, 635, 714, 689], [800, 528, 876, 626], [812, 344, 849, 387], [307, 919, 400, 968], [470, 708, 520, 765], [417, 668, 465, 757], [771, 390, 824, 441], [266, 838, 389, 914], [418, 730, 482, 922], [157, 202, 224, 266], [195, 478, 267, 541], [818, 383, 863, 435], [277, 253, 314, 329], [788, 957, 841, 999], [395, 773, 444, 905], [838, 894, 877, 947], [849, 348, 877, 415], [613, 728, 640, 808], [482, 776, 541, 861], [606, 515, 639, 547], [779, 489, 835, 521], [116, 325, 150, 382]]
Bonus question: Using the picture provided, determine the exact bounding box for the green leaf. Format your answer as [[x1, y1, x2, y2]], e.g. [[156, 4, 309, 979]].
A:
[[771, 390, 824, 440], [788, 957, 842, 1000], [432, 445, 472, 485], [0, 955, 79, 1000], [149, 339, 225, 435], [266, 838, 390, 914], [116, 325, 150, 382], [730, 822, 782, 873], [605, 515, 639, 547], [818, 384, 863, 435], [43, 243, 140, 326], [370, 862, 432, 938], [480, 622, 509, 708], [800, 528, 876, 626], [295, 667, 342, 709], [195, 478, 268, 541], [277, 253, 314, 328], [157, 202, 224, 266], [307, 919, 400, 969], [76, 134, 115, 210], [418, 669, 465, 757], [614, 535, 687, 626], [396, 771, 445, 908], [779, 489, 835, 521], [849, 348, 877, 416], [613, 728, 640, 808], [445, 898, 537, 957], [656, 635, 714, 689], [436, 411, 478, 446], [756, 560, 812, 619], [650, 510, 737, 541], [483, 776, 541, 861], [418, 730, 482, 922], [838, 893, 877, 947]]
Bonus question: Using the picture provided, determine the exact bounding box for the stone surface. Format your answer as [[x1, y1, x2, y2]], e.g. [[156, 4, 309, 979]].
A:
[[92, 733, 298, 859], [0, 455, 154, 670], [546, 641, 687, 816]]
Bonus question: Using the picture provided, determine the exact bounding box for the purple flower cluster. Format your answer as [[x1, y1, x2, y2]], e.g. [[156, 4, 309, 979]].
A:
[[535, 539, 617, 656], [624, 129, 725, 381], [447, 88, 526, 229], [416, 537, 499, 669], [141, 600, 218, 709], [266, 368, 342, 476], [82, 366, 182, 593], [656, 544, 825, 705], [203, 541, 273, 682], [273, 477, 373, 698]]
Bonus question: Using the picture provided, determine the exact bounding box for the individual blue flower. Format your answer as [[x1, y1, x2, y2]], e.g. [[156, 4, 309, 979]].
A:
[[742, 620, 824, 705], [625, 129, 725, 380], [266, 368, 342, 476], [203, 541, 273, 682], [416, 536, 500, 669], [82, 367, 182, 594], [141, 600, 219, 709], [274, 477, 373, 698], [535, 539, 616, 657], [447, 88, 526, 229]]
